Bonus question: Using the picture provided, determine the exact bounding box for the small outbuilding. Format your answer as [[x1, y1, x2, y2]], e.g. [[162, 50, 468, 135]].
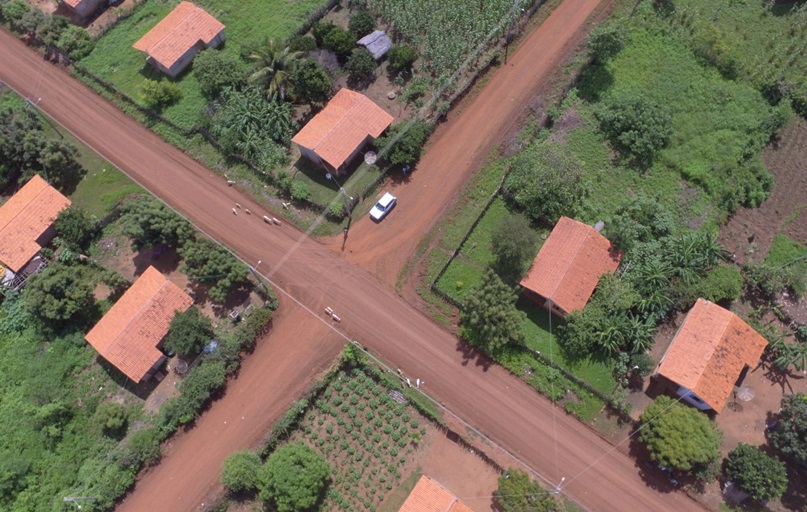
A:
[[654, 298, 768, 413], [132, 1, 225, 78], [356, 30, 392, 60], [520, 216, 621, 318], [0, 174, 71, 288], [292, 88, 393, 176], [61, 0, 107, 19], [85, 266, 193, 383], [398, 475, 473, 512]]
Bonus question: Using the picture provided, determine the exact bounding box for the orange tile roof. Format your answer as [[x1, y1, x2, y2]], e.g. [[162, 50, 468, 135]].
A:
[[85, 266, 193, 382], [519, 216, 621, 314], [63, 0, 85, 7], [0, 175, 71, 273], [132, 2, 224, 70], [657, 299, 768, 412], [399, 476, 474, 512], [292, 88, 393, 169]]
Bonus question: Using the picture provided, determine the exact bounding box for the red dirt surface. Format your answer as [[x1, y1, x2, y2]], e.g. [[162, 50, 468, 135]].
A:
[[0, 9, 704, 512], [323, 0, 608, 291]]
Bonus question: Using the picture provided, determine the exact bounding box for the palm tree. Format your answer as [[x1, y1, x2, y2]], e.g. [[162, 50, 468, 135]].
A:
[[248, 39, 302, 101]]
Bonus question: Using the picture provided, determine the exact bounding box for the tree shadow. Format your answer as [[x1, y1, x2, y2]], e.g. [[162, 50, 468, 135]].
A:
[[454, 337, 493, 371], [575, 62, 614, 103], [131, 244, 181, 278]]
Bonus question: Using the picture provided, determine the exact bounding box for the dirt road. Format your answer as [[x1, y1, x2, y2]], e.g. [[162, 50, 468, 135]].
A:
[[327, 0, 606, 288], [0, 14, 704, 512]]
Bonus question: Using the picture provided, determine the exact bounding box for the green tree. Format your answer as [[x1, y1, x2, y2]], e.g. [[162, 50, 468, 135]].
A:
[[388, 45, 418, 73], [2, 0, 29, 27], [193, 49, 247, 98], [54, 206, 94, 251], [179, 237, 249, 304], [291, 58, 331, 104], [504, 143, 585, 224], [345, 48, 376, 85], [697, 265, 742, 303], [311, 21, 336, 46], [164, 306, 213, 357], [769, 393, 807, 469], [248, 39, 302, 100], [258, 443, 331, 512], [723, 443, 787, 501], [375, 120, 432, 167], [23, 263, 94, 327], [348, 11, 375, 38], [289, 180, 309, 202], [36, 13, 68, 47], [639, 396, 721, 476], [587, 21, 626, 63], [120, 196, 194, 249], [140, 79, 182, 110], [93, 402, 129, 437], [221, 450, 262, 494], [496, 469, 563, 512], [460, 269, 526, 353], [287, 34, 316, 53], [323, 27, 355, 61], [17, 7, 46, 36], [491, 212, 537, 280], [56, 25, 94, 59], [596, 95, 673, 166], [605, 196, 674, 253]]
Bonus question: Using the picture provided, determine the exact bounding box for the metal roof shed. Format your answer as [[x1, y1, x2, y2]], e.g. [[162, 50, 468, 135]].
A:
[[357, 30, 392, 60]]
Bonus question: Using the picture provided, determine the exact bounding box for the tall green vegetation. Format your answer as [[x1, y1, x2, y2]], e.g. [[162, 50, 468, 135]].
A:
[[495, 469, 563, 512], [193, 49, 247, 99], [248, 39, 303, 100], [164, 307, 214, 357], [258, 443, 331, 512], [640, 396, 721, 478], [769, 393, 807, 469], [723, 444, 787, 502], [460, 269, 526, 353], [491, 213, 537, 281]]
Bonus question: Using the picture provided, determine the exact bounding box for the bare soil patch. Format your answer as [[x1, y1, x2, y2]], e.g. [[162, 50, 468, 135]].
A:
[[719, 119, 807, 264]]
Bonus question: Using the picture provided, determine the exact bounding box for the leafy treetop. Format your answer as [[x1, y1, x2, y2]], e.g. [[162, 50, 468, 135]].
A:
[[495, 469, 563, 512], [164, 306, 213, 357], [258, 443, 331, 512], [460, 269, 526, 353], [723, 443, 787, 502], [769, 393, 807, 469]]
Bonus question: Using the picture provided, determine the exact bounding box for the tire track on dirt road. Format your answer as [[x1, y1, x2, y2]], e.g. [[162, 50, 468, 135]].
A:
[[0, 11, 704, 512]]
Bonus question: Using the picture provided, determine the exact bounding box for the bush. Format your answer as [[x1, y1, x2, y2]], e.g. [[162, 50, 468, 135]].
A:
[[724, 444, 787, 501], [56, 25, 94, 60], [288, 34, 317, 53], [193, 49, 247, 98], [312, 21, 336, 46], [375, 120, 432, 167], [164, 306, 213, 357], [2, 0, 29, 26], [587, 21, 626, 63], [259, 443, 331, 512], [388, 45, 418, 73], [94, 402, 128, 437], [179, 237, 249, 304], [503, 143, 585, 224], [140, 79, 182, 110], [161, 361, 228, 429], [323, 27, 355, 61], [222, 450, 262, 494], [596, 94, 673, 166], [291, 58, 331, 104], [348, 11, 375, 38], [491, 212, 537, 280], [54, 206, 94, 251], [290, 180, 309, 202], [697, 265, 742, 303], [496, 469, 563, 512], [345, 48, 376, 84], [460, 269, 526, 353], [121, 427, 161, 468], [768, 393, 807, 469]]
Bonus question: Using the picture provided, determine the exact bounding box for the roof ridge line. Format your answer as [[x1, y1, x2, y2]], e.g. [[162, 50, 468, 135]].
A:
[[313, 92, 365, 153], [544, 221, 589, 303], [104, 277, 170, 356]]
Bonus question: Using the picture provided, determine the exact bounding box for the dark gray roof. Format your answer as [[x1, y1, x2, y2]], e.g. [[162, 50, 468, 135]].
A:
[[356, 30, 392, 60]]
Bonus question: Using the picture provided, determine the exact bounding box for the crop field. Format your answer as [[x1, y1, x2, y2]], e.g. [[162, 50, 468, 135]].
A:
[[285, 367, 431, 511], [364, 0, 532, 79], [79, 0, 328, 130]]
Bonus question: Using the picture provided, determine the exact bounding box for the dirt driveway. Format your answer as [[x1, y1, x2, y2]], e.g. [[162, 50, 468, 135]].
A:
[[0, 7, 704, 512]]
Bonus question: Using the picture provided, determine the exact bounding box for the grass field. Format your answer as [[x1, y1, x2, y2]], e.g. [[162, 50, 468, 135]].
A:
[[80, 0, 328, 130], [765, 234, 807, 267]]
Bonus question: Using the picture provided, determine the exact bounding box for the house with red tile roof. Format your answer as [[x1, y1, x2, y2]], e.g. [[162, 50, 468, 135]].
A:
[[133, 2, 225, 77], [520, 216, 620, 317], [61, 0, 105, 19], [655, 298, 768, 413], [398, 475, 473, 512], [85, 266, 193, 382], [0, 175, 70, 284], [292, 88, 393, 175]]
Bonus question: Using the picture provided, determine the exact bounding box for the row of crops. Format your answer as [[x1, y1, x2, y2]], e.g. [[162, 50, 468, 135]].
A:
[[363, 0, 533, 79]]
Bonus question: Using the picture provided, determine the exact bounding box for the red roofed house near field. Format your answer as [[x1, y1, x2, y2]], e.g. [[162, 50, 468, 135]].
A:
[[0, 175, 71, 288], [655, 298, 768, 413], [133, 1, 225, 77], [398, 475, 473, 512], [520, 216, 620, 318], [85, 266, 193, 383], [61, 0, 106, 19], [292, 88, 393, 176]]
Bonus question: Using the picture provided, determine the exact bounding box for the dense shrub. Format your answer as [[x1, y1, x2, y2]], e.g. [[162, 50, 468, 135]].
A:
[[345, 48, 376, 84], [503, 142, 585, 225], [724, 444, 787, 501], [164, 307, 214, 357], [119, 195, 194, 249], [491, 213, 537, 281], [387, 45, 418, 73], [193, 49, 247, 98], [312, 21, 336, 46], [587, 21, 626, 63], [140, 79, 182, 110], [222, 450, 262, 494], [496, 469, 563, 512], [56, 25, 94, 59], [460, 269, 526, 353], [94, 402, 128, 437], [697, 265, 742, 303], [259, 443, 331, 512], [291, 58, 331, 104], [375, 120, 433, 167], [288, 34, 317, 53], [54, 206, 94, 251], [160, 361, 228, 429], [596, 94, 672, 166], [323, 27, 354, 61], [348, 11, 375, 38]]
